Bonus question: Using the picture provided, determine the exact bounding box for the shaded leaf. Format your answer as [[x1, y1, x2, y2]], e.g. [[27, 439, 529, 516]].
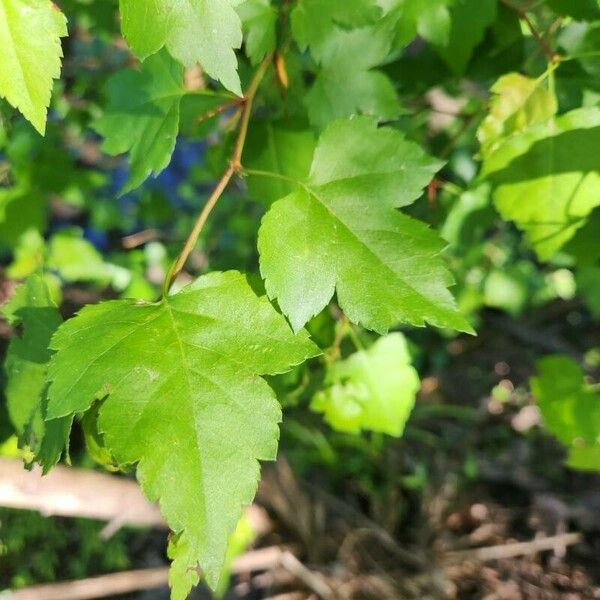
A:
[[548, 0, 600, 21], [531, 355, 600, 472], [2, 276, 70, 470], [244, 121, 317, 205], [291, 0, 381, 60], [237, 0, 277, 64], [436, 0, 497, 75], [388, 0, 453, 47], [483, 107, 600, 260], [94, 51, 185, 194]]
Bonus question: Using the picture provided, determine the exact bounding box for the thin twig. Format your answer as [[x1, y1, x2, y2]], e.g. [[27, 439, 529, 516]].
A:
[[195, 97, 243, 124], [164, 55, 273, 293], [3, 547, 296, 600], [499, 0, 559, 62], [280, 551, 336, 600], [122, 228, 161, 249], [3, 568, 170, 600]]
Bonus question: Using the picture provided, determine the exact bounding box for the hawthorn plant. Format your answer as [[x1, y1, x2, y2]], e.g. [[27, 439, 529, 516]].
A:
[[1, 0, 600, 597]]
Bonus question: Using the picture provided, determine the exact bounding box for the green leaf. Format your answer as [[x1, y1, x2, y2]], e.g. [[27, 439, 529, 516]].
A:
[[531, 355, 600, 472], [388, 0, 453, 47], [237, 0, 277, 65], [258, 117, 472, 334], [45, 271, 319, 593], [119, 0, 243, 95], [291, 0, 382, 60], [312, 333, 420, 436], [483, 107, 600, 260], [0, 0, 67, 134], [576, 266, 600, 319], [560, 22, 600, 78], [0, 186, 47, 250], [2, 276, 70, 470], [244, 121, 317, 205], [564, 209, 600, 268], [477, 73, 557, 158], [304, 24, 400, 128], [94, 51, 185, 194], [547, 0, 600, 21], [46, 229, 129, 288], [567, 446, 600, 471], [436, 0, 497, 75]]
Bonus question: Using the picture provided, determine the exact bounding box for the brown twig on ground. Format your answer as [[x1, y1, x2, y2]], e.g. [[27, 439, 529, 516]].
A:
[[3, 568, 170, 600], [0, 457, 164, 528], [0, 458, 270, 539], [444, 532, 582, 563], [3, 547, 330, 600], [280, 551, 336, 600]]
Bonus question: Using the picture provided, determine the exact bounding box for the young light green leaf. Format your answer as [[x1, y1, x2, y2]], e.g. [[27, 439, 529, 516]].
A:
[[94, 51, 185, 194], [2, 276, 70, 470], [258, 117, 472, 334], [237, 0, 277, 65], [483, 107, 600, 260], [47, 228, 114, 284], [243, 121, 317, 205], [45, 271, 319, 592], [477, 73, 557, 158], [531, 355, 600, 472], [0, 0, 67, 134], [291, 0, 381, 61], [119, 0, 243, 95], [312, 333, 420, 436], [304, 24, 400, 128]]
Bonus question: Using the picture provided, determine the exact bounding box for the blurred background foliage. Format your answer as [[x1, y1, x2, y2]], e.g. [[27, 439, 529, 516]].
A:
[[0, 0, 600, 597]]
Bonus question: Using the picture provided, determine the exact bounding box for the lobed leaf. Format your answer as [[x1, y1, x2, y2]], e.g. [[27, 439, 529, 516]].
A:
[[94, 51, 186, 194], [258, 117, 472, 334], [304, 24, 400, 129], [237, 0, 277, 65], [0, 0, 67, 134], [119, 0, 244, 95], [291, 0, 381, 61], [45, 271, 319, 594]]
